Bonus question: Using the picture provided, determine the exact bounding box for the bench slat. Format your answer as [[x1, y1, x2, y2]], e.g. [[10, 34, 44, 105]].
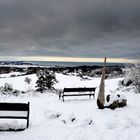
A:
[[0, 111, 28, 117], [0, 116, 27, 119], [0, 103, 29, 111], [64, 87, 96, 92], [64, 94, 94, 96]]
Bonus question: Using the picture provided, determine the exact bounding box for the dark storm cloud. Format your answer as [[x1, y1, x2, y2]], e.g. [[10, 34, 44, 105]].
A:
[[0, 0, 140, 59]]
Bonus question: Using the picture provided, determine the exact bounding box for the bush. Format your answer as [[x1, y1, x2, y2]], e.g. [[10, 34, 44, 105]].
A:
[[10, 74, 16, 77], [36, 70, 57, 93], [124, 63, 140, 93], [13, 89, 20, 96], [25, 77, 32, 84], [0, 83, 13, 95]]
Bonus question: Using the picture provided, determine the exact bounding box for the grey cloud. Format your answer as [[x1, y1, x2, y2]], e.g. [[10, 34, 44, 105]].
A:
[[0, 0, 140, 59]]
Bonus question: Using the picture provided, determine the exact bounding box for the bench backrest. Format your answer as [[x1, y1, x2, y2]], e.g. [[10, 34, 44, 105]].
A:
[[64, 87, 96, 92], [0, 102, 30, 129]]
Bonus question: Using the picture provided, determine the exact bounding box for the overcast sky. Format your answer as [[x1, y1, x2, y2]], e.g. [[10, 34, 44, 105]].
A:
[[0, 0, 140, 61]]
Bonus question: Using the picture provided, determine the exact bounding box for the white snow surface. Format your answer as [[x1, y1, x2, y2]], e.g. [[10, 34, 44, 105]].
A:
[[0, 74, 37, 91], [0, 72, 21, 78], [0, 73, 140, 140]]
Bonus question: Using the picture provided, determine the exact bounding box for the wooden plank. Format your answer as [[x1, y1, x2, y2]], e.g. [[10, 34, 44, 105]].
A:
[[0, 128, 26, 131], [0, 111, 28, 117], [63, 94, 94, 96], [0, 103, 29, 111], [64, 87, 96, 92], [0, 116, 27, 119]]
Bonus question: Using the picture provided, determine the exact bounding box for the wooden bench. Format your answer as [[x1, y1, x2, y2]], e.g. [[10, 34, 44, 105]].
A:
[[0, 102, 30, 131], [59, 87, 96, 102]]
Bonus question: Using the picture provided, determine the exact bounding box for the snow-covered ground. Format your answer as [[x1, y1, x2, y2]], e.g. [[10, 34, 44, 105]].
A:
[[0, 72, 21, 78], [0, 73, 140, 140]]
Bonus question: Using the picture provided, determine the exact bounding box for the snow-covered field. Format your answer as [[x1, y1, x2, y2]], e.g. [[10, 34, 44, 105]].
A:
[[0, 73, 140, 140]]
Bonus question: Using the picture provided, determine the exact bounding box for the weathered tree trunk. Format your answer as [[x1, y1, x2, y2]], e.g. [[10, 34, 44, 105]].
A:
[[97, 57, 106, 109]]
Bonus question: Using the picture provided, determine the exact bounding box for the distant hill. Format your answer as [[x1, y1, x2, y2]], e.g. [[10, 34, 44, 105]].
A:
[[0, 61, 33, 66]]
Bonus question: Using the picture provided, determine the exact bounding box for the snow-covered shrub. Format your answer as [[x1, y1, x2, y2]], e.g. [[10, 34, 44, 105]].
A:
[[124, 63, 140, 93], [24, 77, 32, 92], [106, 94, 127, 109], [10, 74, 16, 77], [0, 83, 13, 95], [0, 83, 22, 96], [13, 89, 21, 96], [36, 70, 57, 93], [24, 77, 31, 84]]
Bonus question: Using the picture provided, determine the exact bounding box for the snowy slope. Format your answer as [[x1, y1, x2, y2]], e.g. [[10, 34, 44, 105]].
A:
[[0, 74, 37, 91], [0, 73, 140, 140]]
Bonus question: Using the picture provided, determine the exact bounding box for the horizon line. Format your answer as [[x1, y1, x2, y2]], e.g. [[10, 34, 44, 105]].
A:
[[0, 56, 139, 63]]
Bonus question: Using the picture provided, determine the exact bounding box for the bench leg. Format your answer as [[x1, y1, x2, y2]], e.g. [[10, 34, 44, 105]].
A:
[[27, 118, 29, 128], [89, 95, 91, 98], [93, 93, 95, 98], [27, 102, 30, 128], [90, 94, 95, 99], [59, 93, 61, 100], [62, 96, 64, 102]]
